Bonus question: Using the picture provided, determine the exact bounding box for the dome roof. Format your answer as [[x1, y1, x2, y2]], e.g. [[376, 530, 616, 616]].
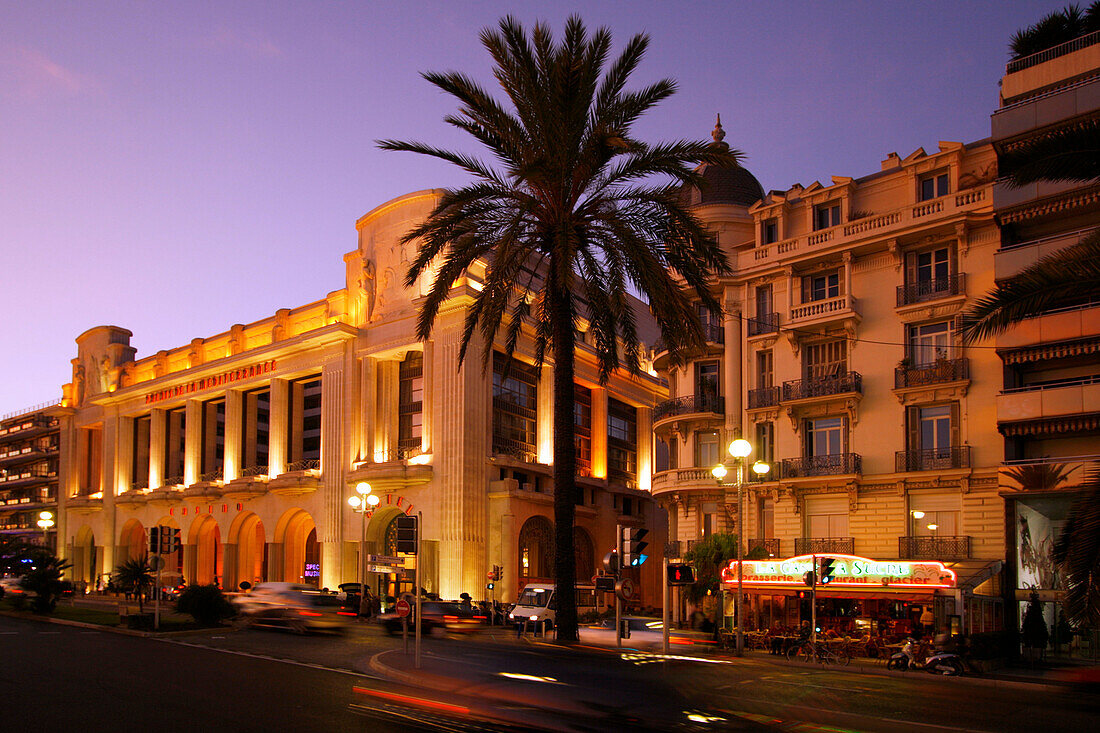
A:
[[681, 116, 764, 208]]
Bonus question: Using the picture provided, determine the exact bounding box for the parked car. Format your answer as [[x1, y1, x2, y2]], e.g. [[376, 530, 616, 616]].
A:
[[231, 582, 355, 634], [379, 600, 482, 636]]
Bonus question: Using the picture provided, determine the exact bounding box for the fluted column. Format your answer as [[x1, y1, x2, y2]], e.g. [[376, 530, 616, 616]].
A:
[[223, 389, 243, 482], [360, 357, 376, 462], [537, 364, 554, 464], [591, 387, 608, 479], [268, 379, 288, 476], [184, 399, 202, 485], [320, 358, 345, 589], [636, 406, 652, 492], [148, 409, 165, 489]]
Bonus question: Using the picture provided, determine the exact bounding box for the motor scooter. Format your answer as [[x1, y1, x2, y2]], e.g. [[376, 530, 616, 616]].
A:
[[887, 638, 964, 675]]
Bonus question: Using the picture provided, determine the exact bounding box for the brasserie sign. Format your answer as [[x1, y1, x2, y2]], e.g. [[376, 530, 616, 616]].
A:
[[721, 554, 956, 589]]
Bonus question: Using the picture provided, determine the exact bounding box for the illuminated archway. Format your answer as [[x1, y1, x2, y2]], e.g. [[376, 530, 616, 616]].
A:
[[228, 511, 267, 587], [189, 514, 222, 586], [274, 509, 317, 586], [118, 519, 146, 562], [73, 525, 96, 584], [518, 515, 554, 582]]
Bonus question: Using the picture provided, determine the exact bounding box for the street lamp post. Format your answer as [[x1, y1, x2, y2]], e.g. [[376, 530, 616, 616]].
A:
[[712, 439, 770, 656], [36, 511, 54, 550], [347, 482, 380, 618]]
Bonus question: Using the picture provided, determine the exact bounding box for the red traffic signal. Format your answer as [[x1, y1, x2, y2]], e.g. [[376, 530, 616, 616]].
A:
[[666, 563, 695, 586]]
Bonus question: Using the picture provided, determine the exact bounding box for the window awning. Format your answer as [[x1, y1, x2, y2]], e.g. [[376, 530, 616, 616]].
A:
[[946, 560, 1003, 593], [999, 412, 1100, 437], [999, 337, 1100, 365]]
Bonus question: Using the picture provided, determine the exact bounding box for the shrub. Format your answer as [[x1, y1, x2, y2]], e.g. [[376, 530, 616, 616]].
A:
[[176, 584, 234, 626]]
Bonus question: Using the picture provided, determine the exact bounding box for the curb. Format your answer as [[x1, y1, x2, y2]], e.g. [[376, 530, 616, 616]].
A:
[[0, 609, 230, 638]]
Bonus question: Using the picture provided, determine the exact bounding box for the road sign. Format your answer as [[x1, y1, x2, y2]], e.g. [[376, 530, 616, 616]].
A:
[[615, 577, 635, 601], [395, 599, 411, 618], [366, 555, 405, 566], [367, 565, 404, 575], [594, 575, 616, 592]]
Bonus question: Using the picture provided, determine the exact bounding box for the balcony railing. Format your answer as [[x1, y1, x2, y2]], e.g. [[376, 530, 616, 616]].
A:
[[782, 372, 862, 401], [790, 294, 857, 322], [899, 535, 970, 560], [653, 394, 725, 421], [747, 386, 780, 409], [198, 467, 224, 482], [285, 459, 320, 472], [896, 274, 964, 306], [895, 446, 971, 472], [747, 538, 781, 557], [795, 537, 855, 555], [781, 453, 862, 478], [492, 436, 537, 463], [240, 465, 269, 478], [747, 312, 780, 337], [894, 358, 969, 388], [1006, 29, 1100, 73]]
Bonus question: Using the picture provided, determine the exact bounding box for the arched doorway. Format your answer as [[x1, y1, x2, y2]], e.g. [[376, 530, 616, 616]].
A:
[[73, 526, 96, 585], [118, 519, 146, 563], [276, 509, 318, 587], [574, 526, 595, 583], [228, 512, 267, 588], [189, 514, 222, 586], [518, 515, 554, 583]]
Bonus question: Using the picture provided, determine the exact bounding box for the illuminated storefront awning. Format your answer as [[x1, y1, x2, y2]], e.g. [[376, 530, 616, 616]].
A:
[[720, 554, 957, 593]]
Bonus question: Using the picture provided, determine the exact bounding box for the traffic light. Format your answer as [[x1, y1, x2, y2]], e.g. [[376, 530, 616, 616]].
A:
[[621, 527, 649, 567], [171, 528, 181, 553], [667, 563, 696, 586], [493, 565, 502, 581], [803, 570, 816, 587], [395, 515, 418, 554], [819, 557, 836, 585], [148, 526, 160, 555]]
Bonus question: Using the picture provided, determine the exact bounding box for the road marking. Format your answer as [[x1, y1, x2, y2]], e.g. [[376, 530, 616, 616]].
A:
[[0, 631, 17, 635], [722, 706, 992, 733], [38, 631, 61, 634], [762, 678, 877, 693], [157, 638, 384, 680]]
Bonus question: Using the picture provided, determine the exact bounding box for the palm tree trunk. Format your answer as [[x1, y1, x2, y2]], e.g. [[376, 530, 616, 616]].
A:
[[551, 284, 579, 642]]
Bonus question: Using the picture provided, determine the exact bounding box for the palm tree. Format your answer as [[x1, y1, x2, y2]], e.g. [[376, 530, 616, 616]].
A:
[[379, 16, 737, 641], [114, 557, 155, 614], [1003, 462, 1077, 491], [20, 551, 72, 613], [1054, 466, 1100, 627]]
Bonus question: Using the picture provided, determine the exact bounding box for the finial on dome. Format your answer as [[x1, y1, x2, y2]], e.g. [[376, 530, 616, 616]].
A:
[[711, 114, 729, 151]]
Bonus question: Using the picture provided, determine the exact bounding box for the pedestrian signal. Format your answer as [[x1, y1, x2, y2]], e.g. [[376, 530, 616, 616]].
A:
[[666, 563, 695, 586], [819, 557, 836, 585]]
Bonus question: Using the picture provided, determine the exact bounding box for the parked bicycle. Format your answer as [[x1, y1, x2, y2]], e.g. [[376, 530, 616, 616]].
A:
[[786, 639, 852, 665]]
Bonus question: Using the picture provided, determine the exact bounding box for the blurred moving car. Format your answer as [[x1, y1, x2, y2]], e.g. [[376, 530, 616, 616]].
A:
[[231, 582, 356, 633], [378, 600, 483, 635], [0, 576, 26, 597]]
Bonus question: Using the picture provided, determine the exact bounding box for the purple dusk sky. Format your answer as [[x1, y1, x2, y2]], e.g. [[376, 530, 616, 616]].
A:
[[0, 0, 1062, 412]]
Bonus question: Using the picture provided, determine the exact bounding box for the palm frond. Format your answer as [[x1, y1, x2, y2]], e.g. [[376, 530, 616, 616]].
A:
[[959, 232, 1100, 343], [1053, 464, 1100, 626], [999, 117, 1100, 186]]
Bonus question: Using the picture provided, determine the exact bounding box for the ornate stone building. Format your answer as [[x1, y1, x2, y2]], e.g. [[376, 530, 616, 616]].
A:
[[652, 121, 1006, 634], [57, 190, 667, 606]]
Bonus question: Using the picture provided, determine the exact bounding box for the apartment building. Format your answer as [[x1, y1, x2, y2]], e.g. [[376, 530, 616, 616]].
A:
[[0, 403, 60, 550], [652, 121, 1004, 636], [990, 31, 1100, 634], [57, 189, 666, 606]]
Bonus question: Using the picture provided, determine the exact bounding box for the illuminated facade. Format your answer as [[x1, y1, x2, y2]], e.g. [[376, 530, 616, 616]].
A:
[[0, 403, 61, 550], [57, 190, 667, 606], [652, 122, 1006, 634], [991, 35, 1100, 634]]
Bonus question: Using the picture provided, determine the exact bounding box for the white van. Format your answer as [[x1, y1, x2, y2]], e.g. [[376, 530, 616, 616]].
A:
[[509, 583, 598, 630]]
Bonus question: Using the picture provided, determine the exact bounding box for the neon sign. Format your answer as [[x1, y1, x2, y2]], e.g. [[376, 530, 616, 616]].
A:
[[721, 554, 956, 589]]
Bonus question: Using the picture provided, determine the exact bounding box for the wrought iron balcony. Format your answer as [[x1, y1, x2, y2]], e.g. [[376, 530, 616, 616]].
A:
[[240, 465, 269, 478], [894, 358, 969, 388], [285, 459, 320, 472], [747, 538, 780, 557], [701, 322, 725, 344], [492, 436, 537, 463], [896, 274, 965, 306], [747, 386, 780, 409], [653, 393, 725, 421], [747, 312, 780, 337], [895, 446, 970, 472], [899, 535, 970, 560], [781, 453, 862, 478], [781, 372, 862, 401], [795, 537, 855, 555]]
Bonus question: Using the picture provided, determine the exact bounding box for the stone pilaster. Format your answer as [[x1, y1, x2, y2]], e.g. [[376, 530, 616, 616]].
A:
[[148, 409, 165, 489], [537, 363, 554, 464], [268, 379, 288, 476], [223, 389, 242, 482], [591, 387, 608, 479], [723, 285, 743, 437], [359, 356, 375, 463], [320, 358, 345, 589], [184, 399, 202, 486], [636, 406, 653, 492]]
